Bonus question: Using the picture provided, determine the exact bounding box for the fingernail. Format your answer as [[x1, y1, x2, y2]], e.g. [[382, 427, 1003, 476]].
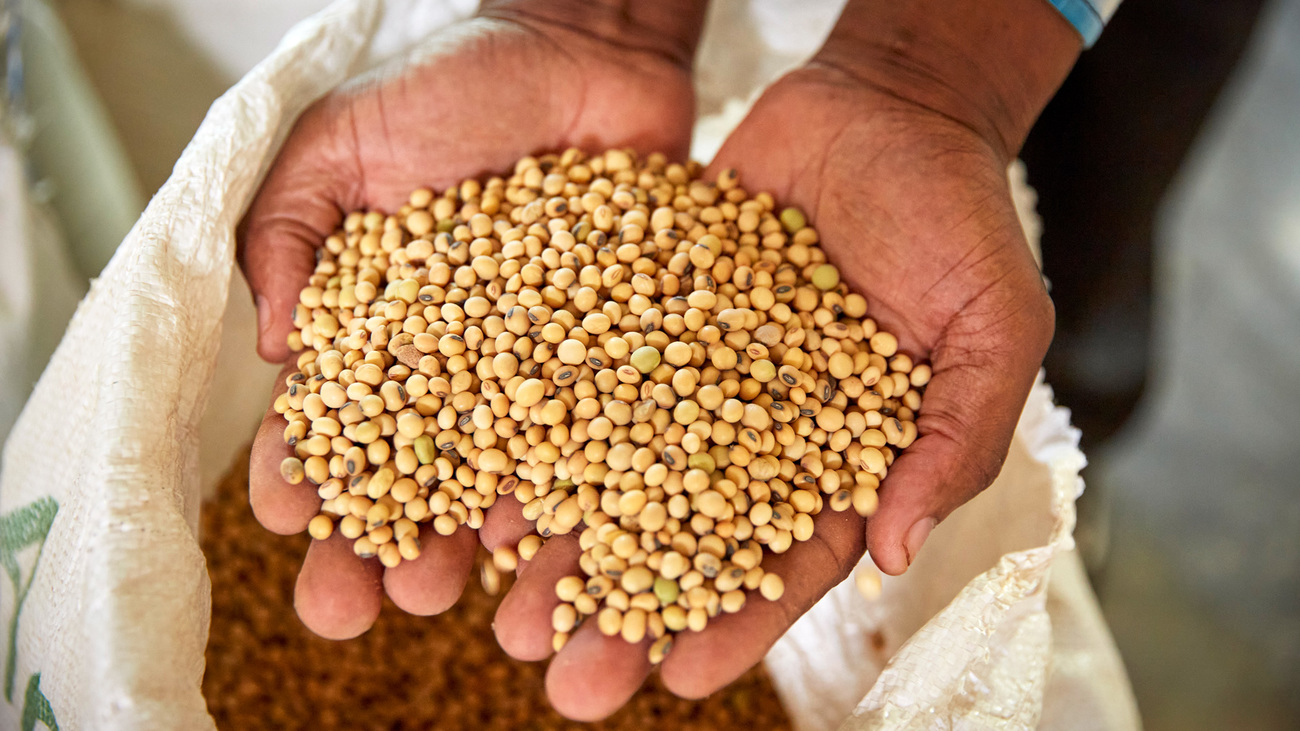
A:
[[904, 518, 937, 566], [255, 295, 271, 341]]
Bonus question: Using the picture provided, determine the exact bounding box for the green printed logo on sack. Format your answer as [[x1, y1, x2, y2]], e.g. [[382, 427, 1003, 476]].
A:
[[2, 497, 60, 729]]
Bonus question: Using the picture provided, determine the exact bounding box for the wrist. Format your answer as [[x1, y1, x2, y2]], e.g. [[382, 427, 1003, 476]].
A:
[[478, 0, 710, 69], [814, 0, 1081, 159]]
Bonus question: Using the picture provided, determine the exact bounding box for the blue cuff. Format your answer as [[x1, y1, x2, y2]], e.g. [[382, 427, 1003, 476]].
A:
[[1045, 0, 1105, 48]]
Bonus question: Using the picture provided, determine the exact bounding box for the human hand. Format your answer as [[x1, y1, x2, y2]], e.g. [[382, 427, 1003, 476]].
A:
[[490, 0, 1080, 718], [241, 0, 705, 641]]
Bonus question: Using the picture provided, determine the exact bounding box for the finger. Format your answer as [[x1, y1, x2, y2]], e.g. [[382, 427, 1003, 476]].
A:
[[866, 283, 1055, 575], [698, 90, 805, 197], [294, 529, 384, 640], [382, 521, 478, 615], [493, 534, 582, 662], [238, 101, 359, 363], [249, 364, 320, 535], [479, 494, 534, 553], [545, 620, 653, 722], [659, 508, 864, 698]]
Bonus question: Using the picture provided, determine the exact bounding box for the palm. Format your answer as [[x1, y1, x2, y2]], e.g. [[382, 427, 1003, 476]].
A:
[[719, 70, 1042, 351], [242, 14, 694, 643], [244, 14, 695, 361], [304, 19, 694, 213]]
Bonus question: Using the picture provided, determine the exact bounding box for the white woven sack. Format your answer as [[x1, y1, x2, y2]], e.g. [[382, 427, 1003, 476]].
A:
[[0, 1, 1137, 729]]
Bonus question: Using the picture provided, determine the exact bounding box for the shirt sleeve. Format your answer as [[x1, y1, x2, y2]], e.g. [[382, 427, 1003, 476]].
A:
[[1044, 0, 1123, 48]]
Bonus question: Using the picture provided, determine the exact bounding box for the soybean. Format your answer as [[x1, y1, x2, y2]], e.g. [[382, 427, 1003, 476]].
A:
[[274, 148, 928, 665]]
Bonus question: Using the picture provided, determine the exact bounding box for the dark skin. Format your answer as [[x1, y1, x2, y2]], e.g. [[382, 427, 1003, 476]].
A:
[[240, 0, 1081, 720]]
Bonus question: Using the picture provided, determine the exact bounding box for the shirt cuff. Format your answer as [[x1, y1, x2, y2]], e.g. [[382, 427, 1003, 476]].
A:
[[1044, 0, 1111, 48]]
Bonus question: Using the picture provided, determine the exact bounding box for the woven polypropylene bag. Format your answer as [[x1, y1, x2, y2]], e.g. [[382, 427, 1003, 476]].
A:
[[0, 1, 1137, 729]]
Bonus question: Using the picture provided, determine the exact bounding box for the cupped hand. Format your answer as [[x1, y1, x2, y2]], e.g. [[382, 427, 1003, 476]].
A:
[[684, 67, 1054, 694], [241, 3, 697, 641], [706, 67, 1057, 574], [491, 67, 1057, 717]]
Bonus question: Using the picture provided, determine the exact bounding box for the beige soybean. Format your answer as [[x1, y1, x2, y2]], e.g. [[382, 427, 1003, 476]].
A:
[[275, 149, 928, 662]]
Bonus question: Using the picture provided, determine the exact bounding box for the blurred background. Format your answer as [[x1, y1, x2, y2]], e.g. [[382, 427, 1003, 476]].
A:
[[3, 0, 1298, 728]]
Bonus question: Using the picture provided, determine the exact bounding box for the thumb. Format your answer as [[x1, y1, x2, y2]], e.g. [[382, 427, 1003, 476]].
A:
[[865, 285, 1054, 575], [239, 209, 328, 363], [238, 106, 357, 363]]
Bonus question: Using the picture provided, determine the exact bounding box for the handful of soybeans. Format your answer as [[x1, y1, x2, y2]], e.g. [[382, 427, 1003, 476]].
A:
[[272, 149, 929, 665]]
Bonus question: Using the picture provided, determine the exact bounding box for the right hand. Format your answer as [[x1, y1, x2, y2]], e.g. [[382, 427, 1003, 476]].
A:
[[241, 1, 700, 642]]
